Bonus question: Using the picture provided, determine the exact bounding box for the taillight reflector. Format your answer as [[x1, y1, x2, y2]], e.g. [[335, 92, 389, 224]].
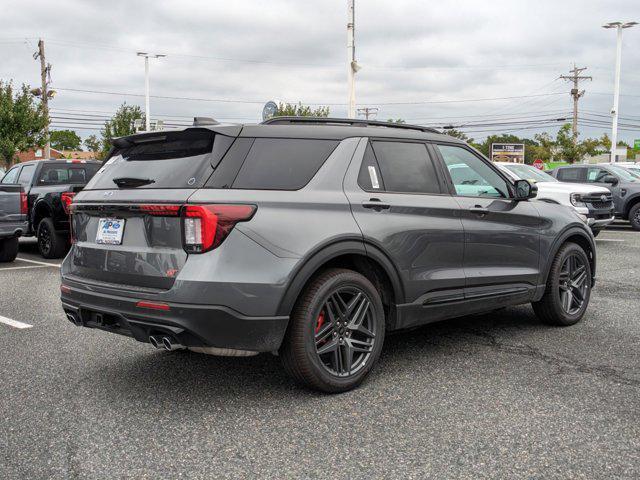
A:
[[135, 300, 170, 311], [183, 204, 256, 253], [60, 284, 71, 294], [20, 192, 28, 215], [61, 192, 76, 215]]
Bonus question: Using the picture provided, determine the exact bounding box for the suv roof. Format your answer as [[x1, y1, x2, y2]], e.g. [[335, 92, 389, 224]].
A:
[[113, 117, 460, 147], [18, 159, 102, 166]]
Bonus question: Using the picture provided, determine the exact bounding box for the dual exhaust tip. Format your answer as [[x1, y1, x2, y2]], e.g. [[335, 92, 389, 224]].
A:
[[149, 335, 185, 351]]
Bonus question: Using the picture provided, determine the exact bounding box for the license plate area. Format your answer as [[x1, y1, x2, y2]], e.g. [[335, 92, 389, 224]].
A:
[[96, 218, 125, 245]]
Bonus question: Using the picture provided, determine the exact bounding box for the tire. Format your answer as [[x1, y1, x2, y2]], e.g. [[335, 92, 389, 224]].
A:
[[0, 237, 19, 262], [532, 242, 592, 326], [280, 268, 386, 393], [628, 203, 640, 231], [37, 217, 69, 259]]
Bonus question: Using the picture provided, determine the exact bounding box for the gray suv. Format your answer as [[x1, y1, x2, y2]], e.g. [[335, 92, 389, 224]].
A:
[[60, 117, 596, 392], [549, 163, 640, 230]]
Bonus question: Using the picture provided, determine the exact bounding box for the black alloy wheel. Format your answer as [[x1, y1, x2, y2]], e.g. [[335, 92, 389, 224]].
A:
[[532, 242, 591, 326], [281, 268, 385, 393], [38, 221, 52, 257], [314, 287, 377, 377], [558, 253, 589, 315]]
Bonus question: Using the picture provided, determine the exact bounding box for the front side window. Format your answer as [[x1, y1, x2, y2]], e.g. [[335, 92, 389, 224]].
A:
[[369, 141, 441, 194], [438, 145, 509, 198], [1, 167, 20, 184], [585, 168, 610, 183]]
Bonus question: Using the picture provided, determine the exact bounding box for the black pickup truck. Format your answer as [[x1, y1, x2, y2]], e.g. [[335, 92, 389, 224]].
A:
[[0, 160, 101, 258], [0, 183, 27, 262]]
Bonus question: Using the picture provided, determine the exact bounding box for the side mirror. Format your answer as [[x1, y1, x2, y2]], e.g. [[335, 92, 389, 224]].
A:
[[514, 179, 537, 201], [603, 175, 619, 186]]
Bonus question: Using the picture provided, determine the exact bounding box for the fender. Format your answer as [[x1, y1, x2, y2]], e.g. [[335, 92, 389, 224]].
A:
[[623, 192, 640, 218], [541, 224, 596, 287], [30, 197, 52, 232], [275, 238, 405, 317]]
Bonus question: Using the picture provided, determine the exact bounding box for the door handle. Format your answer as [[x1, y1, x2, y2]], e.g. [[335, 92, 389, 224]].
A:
[[362, 198, 391, 211], [469, 206, 489, 215]]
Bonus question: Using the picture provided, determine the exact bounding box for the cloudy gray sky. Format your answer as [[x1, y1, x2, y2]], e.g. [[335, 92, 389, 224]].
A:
[[1, 0, 639, 144]]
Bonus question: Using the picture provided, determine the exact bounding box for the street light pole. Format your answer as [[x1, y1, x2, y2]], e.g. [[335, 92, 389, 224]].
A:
[[137, 52, 166, 131], [603, 21, 637, 162], [347, 0, 360, 119]]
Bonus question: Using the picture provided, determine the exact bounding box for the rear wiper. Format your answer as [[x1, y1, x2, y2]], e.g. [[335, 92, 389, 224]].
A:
[[112, 177, 156, 188]]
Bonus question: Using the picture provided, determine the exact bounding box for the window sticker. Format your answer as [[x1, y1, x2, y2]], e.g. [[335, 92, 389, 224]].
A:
[[368, 166, 380, 189]]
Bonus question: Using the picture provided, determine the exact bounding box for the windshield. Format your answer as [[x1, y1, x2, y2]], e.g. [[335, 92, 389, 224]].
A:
[[607, 165, 640, 182], [501, 163, 557, 183]]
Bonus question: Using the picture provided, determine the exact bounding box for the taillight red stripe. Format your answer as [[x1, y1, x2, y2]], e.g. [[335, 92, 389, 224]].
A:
[[139, 204, 181, 216]]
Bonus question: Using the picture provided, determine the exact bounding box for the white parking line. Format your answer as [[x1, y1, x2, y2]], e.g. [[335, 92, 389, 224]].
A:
[[596, 239, 626, 242], [0, 315, 33, 329], [0, 265, 51, 272], [15, 257, 61, 268]]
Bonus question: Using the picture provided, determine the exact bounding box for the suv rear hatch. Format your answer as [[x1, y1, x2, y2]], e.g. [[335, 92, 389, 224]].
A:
[[67, 128, 238, 291]]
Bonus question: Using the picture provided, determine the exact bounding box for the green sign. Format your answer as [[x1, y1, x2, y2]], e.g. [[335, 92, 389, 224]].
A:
[[634, 139, 640, 150]]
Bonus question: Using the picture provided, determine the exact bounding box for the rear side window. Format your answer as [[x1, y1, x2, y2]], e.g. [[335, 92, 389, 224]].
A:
[[556, 168, 583, 182], [85, 130, 215, 190], [17, 164, 35, 186], [369, 141, 441, 194], [37, 164, 100, 185], [2, 167, 20, 184], [232, 138, 338, 190]]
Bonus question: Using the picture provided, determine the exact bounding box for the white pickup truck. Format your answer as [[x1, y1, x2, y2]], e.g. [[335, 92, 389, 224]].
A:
[[496, 162, 615, 236]]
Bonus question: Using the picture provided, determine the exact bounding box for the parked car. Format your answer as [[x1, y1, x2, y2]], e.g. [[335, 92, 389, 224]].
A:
[[620, 164, 640, 178], [548, 163, 640, 230], [0, 160, 101, 258], [496, 162, 614, 236], [0, 180, 28, 262], [60, 117, 596, 392]]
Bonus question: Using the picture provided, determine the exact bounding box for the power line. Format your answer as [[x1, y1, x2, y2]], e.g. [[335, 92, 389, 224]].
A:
[[559, 65, 592, 143], [51, 86, 567, 106]]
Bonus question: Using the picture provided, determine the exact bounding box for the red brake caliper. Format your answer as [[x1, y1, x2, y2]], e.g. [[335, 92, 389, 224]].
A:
[[315, 310, 326, 335]]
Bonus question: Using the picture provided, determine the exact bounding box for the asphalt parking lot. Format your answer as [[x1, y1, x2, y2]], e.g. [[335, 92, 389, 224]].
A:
[[1, 228, 639, 479]]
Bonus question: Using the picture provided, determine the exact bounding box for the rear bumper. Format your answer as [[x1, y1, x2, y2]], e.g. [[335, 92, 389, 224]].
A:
[[60, 285, 289, 352]]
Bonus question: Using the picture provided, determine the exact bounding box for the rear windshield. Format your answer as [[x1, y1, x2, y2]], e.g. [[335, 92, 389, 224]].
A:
[[232, 138, 339, 190], [85, 130, 215, 190], [37, 163, 101, 185]]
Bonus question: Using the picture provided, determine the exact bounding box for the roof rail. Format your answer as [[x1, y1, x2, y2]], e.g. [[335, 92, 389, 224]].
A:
[[261, 116, 441, 134]]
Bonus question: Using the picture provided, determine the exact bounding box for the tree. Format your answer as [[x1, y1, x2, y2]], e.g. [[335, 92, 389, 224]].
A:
[[444, 128, 471, 142], [50, 129, 82, 151], [101, 103, 144, 154], [83, 134, 101, 153], [0, 81, 47, 168], [275, 102, 330, 117], [555, 123, 584, 163]]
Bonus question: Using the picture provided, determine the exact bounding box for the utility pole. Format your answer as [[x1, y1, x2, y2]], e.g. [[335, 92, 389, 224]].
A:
[[603, 21, 637, 162], [357, 107, 378, 120], [560, 65, 591, 145], [36, 39, 51, 158], [347, 0, 361, 118], [137, 52, 166, 131]]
